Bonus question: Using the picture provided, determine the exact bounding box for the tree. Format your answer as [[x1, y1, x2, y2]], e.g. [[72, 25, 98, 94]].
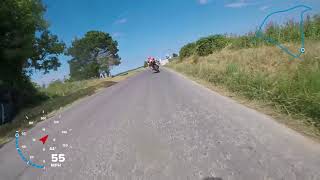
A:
[[0, 0, 65, 112], [67, 31, 121, 80], [195, 35, 229, 56], [0, 0, 65, 85], [179, 42, 196, 59], [172, 53, 178, 58], [144, 61, 148, 68]]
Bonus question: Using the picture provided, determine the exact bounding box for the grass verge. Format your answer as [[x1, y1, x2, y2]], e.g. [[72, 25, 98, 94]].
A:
[[0, 68, 143, 146], [167, 41, 320, 141]]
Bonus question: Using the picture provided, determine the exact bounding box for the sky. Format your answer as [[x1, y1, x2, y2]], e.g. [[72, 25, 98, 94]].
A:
[[32, 0, 320, 85]]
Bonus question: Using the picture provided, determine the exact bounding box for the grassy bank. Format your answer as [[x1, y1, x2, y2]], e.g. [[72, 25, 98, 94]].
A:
[[0, 68, 143, 146], [168, 41, 320, 139]]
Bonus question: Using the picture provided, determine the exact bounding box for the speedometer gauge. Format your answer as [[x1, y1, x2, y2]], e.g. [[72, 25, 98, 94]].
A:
[[14, 110, 72, 169]]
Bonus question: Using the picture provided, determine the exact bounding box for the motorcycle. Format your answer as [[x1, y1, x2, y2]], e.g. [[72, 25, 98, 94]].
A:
[[149, 60, 160, 73]]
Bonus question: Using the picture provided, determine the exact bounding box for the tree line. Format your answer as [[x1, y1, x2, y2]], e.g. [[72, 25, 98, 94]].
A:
[[0, 0, 120, 123], [179, 14, 320, 59]]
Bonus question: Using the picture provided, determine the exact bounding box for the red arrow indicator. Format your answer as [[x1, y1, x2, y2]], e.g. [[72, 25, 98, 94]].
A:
[[39, 135, 48, 144]]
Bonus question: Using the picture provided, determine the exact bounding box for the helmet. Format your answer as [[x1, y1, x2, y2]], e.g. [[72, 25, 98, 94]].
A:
[[148, 56, 155, 61]]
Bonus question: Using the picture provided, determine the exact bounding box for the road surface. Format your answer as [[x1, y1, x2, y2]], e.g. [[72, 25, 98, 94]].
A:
[[1, 68, 320, 180]]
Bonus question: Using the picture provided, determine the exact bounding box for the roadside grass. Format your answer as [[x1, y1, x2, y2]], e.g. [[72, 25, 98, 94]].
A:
[[113, 66, 144, 77], [167, 41, 320, 140], [0, 68, 143, 146]]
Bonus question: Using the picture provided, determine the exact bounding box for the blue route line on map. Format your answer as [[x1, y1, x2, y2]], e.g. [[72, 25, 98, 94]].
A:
[[15, 132, 45, 169], [256, 5, 312, 60]]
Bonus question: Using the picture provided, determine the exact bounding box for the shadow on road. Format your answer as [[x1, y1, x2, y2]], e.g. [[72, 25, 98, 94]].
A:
[[203, 177, 223, 180]]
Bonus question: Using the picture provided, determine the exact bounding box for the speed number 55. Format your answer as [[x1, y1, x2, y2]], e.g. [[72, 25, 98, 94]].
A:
[[51, 154, 65, 162]]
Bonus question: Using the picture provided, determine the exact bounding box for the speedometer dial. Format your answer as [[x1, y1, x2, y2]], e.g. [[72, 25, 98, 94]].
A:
[[15, 110, 72, 169]]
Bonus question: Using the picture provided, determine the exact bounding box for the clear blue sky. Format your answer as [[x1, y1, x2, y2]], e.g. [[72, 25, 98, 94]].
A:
[[32, 0, 320, 85]]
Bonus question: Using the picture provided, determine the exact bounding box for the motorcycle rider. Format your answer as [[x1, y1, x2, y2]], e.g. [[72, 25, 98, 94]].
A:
[[147, 56, 157, 70]]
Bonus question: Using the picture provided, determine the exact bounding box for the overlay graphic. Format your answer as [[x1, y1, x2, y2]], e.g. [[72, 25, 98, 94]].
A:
[[256, 5, 312, 60]]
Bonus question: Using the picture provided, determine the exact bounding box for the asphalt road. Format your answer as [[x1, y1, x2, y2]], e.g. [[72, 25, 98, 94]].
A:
[[1, 68, 320, 180]]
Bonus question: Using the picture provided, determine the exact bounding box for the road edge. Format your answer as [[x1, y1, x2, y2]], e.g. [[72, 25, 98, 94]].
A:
[[164, 67, 320, 144]]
